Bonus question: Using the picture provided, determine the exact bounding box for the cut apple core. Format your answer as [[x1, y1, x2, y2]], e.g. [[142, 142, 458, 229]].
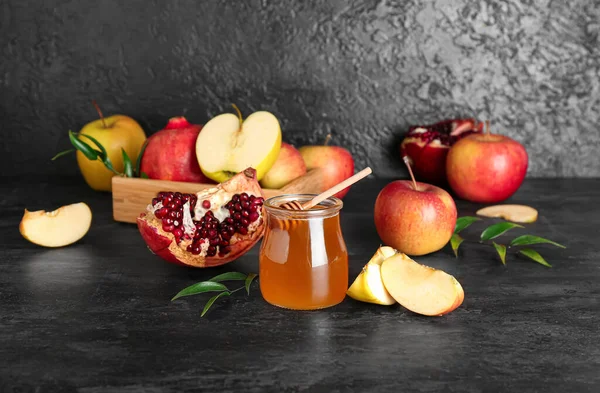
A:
[[19, 202, 92, 247], [196, 111, 281, 182]]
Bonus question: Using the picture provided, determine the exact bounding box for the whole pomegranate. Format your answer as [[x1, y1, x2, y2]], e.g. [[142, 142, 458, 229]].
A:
[[140, 116, 213, 183], [400, 118, 483, 185], [137, 168, 265, 268]]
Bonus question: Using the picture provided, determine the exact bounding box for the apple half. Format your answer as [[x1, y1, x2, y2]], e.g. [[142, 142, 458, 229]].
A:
[[195, 108, 281, 183], [19, 202, 92, 247], [381, 253, 464, 316], [347, 246, 398, 305]]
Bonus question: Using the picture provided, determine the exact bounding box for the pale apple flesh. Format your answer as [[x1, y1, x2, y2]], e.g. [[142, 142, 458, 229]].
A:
[[195, 111, 281, 183], [347, 246, 398, 305], [260, 142, 307, 189], [19, 202, 92, 247], [380, 253, 464, 316], [476, 204, 538, 223]]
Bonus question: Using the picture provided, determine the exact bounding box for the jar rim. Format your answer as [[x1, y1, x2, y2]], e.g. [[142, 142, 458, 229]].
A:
[[264, 193, 343, 219]]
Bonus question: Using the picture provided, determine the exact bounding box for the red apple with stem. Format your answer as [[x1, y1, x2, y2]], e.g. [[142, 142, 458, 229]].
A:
[[446, 120, 528, 203], [374, 157, 457, 256]]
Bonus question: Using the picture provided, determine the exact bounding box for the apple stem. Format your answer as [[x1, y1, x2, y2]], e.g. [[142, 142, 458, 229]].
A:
[[92, 100, 107, 129], [323, 134, 331, 146], [231, 104, 243, 130], [485, 120, 491, 135], [402, 156, 418, 191]]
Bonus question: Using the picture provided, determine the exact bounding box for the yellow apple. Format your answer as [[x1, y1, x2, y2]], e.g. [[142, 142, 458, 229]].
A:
[[19, 202, 92, 247], [381, 253, 464, 316], [347, 246, 398, 305], [195, 106, 281, 183], [77, 102, 147, 192]]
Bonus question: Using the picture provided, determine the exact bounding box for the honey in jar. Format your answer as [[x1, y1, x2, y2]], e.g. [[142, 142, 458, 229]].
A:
[[259, 194, 348, 310]]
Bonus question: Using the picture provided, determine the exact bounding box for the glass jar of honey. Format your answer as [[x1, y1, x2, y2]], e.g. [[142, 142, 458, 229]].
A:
[[259, 194, 348, 310]]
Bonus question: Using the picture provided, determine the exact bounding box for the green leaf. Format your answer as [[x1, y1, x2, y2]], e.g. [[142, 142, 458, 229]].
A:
[[244, 273, 258, 295], [171, 281, 228, 301], [492, 242, 507, 265], [480, 222, 523, 241], [79, 133, 108, 160], [51, 149, 75, 161], [121, 148, 134, 178], [454, 216, 481, 234], [450, 234, 464, 257], [140, 172, 149, 179], [135, 139, 149, 177], [510, 235, 565, 249], [519, 248, 552, 268], [68, 131, 98, 160], [201, 291, 231, 317], [208, 272, 248, 283]]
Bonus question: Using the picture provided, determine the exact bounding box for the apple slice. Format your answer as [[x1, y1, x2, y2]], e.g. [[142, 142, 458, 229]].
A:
[[476, 204, 538, 223], [347, 246, 398, 305], [195, 106, 281, 183], [381, 253, 464, 316], [19, 202, 92, 247]]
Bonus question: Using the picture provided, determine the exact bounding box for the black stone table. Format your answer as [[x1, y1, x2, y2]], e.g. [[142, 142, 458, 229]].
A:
[[2, 176, 599, 392]]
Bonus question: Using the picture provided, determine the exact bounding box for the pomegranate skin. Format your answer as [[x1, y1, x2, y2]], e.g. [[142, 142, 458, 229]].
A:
[[140, 117, 213, 183], [136, 168, 266, 268], [400, 118, 483, 185]]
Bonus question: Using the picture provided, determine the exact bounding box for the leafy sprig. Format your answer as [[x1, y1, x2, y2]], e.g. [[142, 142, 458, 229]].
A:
[[450, 216, 565, 267], [52, 130, 148, 178], [171, 272, 258, 317]]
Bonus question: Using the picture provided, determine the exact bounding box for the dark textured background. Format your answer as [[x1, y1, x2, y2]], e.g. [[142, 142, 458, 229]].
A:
[[1, 0, 599, 178]]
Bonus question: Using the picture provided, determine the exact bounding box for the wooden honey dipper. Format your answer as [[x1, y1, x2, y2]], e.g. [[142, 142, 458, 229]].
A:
[[273, 167, 372, 231]]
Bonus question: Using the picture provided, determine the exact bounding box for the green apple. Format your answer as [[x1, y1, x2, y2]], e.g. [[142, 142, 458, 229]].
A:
[[195, 106, 281, 183]]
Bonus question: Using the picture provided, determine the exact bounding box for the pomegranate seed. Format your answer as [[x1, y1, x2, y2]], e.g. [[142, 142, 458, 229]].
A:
[[155, 208, 168, 219], [250, 195, 256, 202], [162, 223, 174, 232], [169, 211, 177, 219], [220, 246, 231, 254], [208, 230, 217, 238], [173, 228, 183, 239], [238, 227, 248, 235], [251, 198, 262, 206], [152, 198, 159, 206], [173, 220, 181, 227], [225, 217, 234, 225], [240, 193, 249, 202], [168, 202, 178, 210], [241, 201, 250, 209], [202, 200, 211, 209], [174, 192, 182, 199], [220, 239, 229, 247], [233, 203, 241, 211], [191, 245, 202, 255], [241, 210, 250, 218], [221, 232, 231, 241], [241, 218, 249, 227], [163, 218, 173, 225], [233, 212, 242, 221], [200, 229, 208, 238], [232, 195, 240, 202], [249, 212, 259, 222]]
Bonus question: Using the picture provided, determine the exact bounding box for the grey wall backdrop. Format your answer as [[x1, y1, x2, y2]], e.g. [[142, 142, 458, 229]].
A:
[[1, 0, 599, 178]]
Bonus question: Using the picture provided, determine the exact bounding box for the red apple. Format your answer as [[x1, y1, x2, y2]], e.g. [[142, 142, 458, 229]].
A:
[[446, 121, 528, 203], [374, 158, 457, 256], [298, 135, 354, 199], [260, 142, 307, 189], [400, 118, 483, 185], [140, 117, 213, 183]]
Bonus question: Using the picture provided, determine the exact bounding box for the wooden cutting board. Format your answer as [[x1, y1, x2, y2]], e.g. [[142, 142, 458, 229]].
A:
[[112, 168, 325, 223]]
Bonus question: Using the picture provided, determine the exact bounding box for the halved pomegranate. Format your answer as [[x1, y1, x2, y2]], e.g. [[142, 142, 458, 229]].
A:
[[400, 118, 483, 185], [137, 168, 265, 268]]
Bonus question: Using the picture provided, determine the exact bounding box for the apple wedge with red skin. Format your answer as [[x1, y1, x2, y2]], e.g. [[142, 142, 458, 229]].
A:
[[137, 168, 266, 268], [400, 118, 483, 185]]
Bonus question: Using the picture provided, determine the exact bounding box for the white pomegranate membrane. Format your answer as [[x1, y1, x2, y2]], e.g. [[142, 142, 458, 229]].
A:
[[146, 189, 264, 258]]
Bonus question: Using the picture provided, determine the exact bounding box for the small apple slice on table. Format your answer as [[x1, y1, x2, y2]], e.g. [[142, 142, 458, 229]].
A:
[[381, 253, 464, 316], [347, 246, 398, 305], [195, 106, 281, 183], [19, 202, 92, 247], [476, 204, 538, 223]]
